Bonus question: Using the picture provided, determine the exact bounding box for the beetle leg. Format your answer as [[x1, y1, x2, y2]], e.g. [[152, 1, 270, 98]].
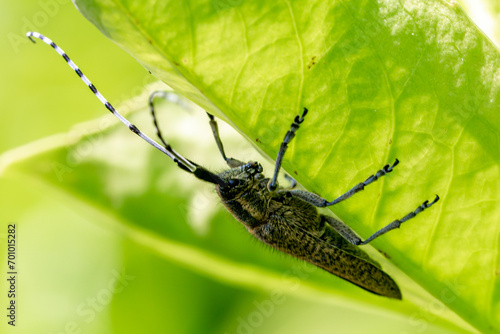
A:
[[354, 195, 439, 245], [320, 196, 439, 245], [267, 108, 308, 191], [206, 113, 245, 168], [288, 159, 399, 207]]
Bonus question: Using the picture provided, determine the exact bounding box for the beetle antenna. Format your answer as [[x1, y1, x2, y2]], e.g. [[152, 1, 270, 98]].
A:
[[148, 91, 188, 150], [26, 31, 227, 185]]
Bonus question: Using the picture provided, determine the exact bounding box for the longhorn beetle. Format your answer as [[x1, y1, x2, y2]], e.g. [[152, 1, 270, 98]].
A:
[[27, 31, 439, 299]]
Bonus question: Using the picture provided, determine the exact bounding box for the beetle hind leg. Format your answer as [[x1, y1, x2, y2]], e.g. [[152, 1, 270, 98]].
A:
[[356, 195, 440, 245], [322, 195, 439, 246]]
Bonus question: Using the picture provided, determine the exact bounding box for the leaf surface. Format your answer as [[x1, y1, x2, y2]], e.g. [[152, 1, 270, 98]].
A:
[[14, 0, 500, 332]]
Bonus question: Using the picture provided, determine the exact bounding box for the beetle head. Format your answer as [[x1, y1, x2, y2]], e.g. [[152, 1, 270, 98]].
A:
[[216, 161, 263, 198]]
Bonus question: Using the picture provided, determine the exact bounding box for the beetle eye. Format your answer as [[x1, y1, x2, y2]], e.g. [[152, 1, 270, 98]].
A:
[[244, 162, 263, 174], [228, 179, 242, 187]]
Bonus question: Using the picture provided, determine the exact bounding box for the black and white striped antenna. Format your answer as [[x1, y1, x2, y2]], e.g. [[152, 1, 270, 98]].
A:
[[26, 31, 198, 174]]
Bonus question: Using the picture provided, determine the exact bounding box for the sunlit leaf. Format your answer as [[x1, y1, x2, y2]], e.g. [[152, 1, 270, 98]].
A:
[[1, 87, 473, 333], [6, 0, 500, 332]]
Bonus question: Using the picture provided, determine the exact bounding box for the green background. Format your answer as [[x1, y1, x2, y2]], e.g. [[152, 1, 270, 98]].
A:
[[1, 1, 500, 333]]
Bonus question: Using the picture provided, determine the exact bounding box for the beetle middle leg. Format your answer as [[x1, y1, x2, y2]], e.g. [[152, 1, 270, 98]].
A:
[[287, 159, 399, 207]]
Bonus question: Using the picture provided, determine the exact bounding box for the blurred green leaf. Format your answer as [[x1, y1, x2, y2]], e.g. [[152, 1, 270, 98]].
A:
[[5, 0, 500, 332], [0, 1, 148, 153], [0, 87, 474, 333], [70, 0, 500, 332]]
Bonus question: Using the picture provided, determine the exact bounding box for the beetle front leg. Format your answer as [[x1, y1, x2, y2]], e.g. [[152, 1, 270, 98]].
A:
[[206, 113, 246, 168], [267, 108, 308, 191]]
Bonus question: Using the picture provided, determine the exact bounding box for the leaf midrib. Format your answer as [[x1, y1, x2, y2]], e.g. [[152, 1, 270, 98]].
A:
[[3, 163, 474, 334]]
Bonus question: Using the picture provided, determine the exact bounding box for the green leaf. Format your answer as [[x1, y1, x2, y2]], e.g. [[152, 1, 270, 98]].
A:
[[10, 0, 500, 332], [0, 87, 475, 333], [71, 0, 500, 331], [458, 0, 500, 48]]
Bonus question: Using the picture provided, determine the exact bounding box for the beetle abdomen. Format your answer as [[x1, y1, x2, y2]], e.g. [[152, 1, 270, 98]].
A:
[[252, 217, 402, 299]]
